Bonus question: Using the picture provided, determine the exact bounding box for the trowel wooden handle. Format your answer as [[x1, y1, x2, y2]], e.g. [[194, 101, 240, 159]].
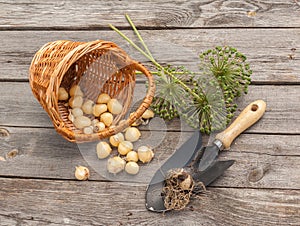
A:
[[215, 100, 266, 150]]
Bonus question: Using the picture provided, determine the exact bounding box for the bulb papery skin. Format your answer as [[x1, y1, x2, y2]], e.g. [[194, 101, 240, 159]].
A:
[[180, 174, 193, 190], [96, 142, 112, 159], [73, 116, 92, 129], [142, 109, 155, 119], [93, 104, 107, 117], [107, 156, 126, 174], [94, 122, 106, 132], [92, 119, 99, 126], [125, 127, 141, 142], [118, 141, 133, 155], [69, 96, 84, 109], [72, 108, 84, 117], [100, 112, 114, 127], [126, 151, 138, 162], [82, 100, 94, 114], [97, 93, 111, 104], [137, 146, 154, 163], [109, 133, 125, 147], [107, 99, 123, 115], [83, 126, 94, 134], [75, 166, 90, 180], [68, 112, 75, 122], [58, 87, 69, 101], [125, 161, 139, 175], [69, 85, 84, 97]]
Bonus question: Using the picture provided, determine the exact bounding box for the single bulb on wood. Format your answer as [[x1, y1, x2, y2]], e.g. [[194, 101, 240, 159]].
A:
[[75, 165, 90, 180]]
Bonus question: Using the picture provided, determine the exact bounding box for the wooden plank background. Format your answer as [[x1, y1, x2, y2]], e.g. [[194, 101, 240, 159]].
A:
[[1, 30, 299, 83], [0, 0, 299, 225], [1, 0, 300, 29]]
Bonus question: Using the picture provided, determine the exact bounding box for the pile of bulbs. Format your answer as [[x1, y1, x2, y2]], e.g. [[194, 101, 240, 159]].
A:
[[97, 118, 154, 175], [58, 85, 124, 133], [58, 84, 155, 177]]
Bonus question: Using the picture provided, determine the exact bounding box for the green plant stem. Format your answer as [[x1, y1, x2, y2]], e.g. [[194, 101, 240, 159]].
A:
[[109, 24, 152, 62], [125, 14, 155, 61], [109, 21, 202, 102]]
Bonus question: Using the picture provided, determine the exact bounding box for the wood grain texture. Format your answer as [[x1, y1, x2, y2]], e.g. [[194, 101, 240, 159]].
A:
[[0, 127, 299, 190], [0, 178, 299, 226], [0, 29, 299, 83], [1, 1, 300, 224], [0, 82, 299, 134], [1, 0, 300, 29]]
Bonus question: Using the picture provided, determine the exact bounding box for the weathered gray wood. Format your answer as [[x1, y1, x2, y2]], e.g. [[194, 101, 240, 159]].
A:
[[1, 0, 300, 29], [0, 178, 299, 225], [0, 0, 299, 224], [0, 82, 299, 134], [0, 29, 299, 83], [0, 126, 299, 190]]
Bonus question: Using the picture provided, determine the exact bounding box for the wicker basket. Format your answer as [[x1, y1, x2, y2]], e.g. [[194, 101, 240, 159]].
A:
[[29, 40, 155, 143]]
